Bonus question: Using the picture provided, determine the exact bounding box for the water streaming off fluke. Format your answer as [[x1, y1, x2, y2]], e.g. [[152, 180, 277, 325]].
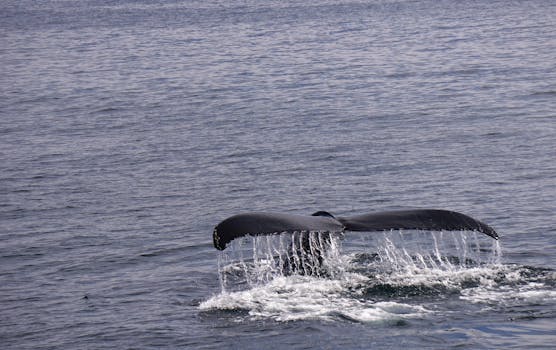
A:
[[214, 230, 501, 290], [198, 230, 553, 323]]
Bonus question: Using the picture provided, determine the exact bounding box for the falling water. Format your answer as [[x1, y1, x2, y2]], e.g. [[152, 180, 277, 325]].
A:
[[217, 232, 345, 291], [372, 230, 502, 270], [216, 230, 502, 292], [205, 229, 556, 326]]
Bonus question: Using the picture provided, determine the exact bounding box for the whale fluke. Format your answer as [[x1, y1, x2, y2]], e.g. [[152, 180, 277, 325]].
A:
[[213, 209, 498, 250], [337, 209, 498, 239], [213, 212, 344, 250]]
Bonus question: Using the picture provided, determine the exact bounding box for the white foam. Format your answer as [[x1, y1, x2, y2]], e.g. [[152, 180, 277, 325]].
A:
[[200, 274, 429, 323], [373, 264, 501, 289], [202, 230, 553, 322], [460, 282, 556, 305]]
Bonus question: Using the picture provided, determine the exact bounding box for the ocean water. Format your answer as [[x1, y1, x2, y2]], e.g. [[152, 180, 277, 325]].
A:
[[1, 0, 555, 349]]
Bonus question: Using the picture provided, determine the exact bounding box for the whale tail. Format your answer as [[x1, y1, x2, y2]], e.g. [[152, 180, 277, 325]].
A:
[[213, 209, 498, 251], [337, 209, 498, 239]]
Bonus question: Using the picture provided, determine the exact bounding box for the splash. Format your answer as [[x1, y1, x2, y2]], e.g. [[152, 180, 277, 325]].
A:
[[371, 230, 503, 269], [215, 230, 501, 292], [200, 275, 429, 323], [201, 230, 554, 323], [347, 230, 503, 292], [216, 232, 347, 292]]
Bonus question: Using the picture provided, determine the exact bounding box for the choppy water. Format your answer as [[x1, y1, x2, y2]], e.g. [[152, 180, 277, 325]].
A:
[[1, 0, 555, 349]]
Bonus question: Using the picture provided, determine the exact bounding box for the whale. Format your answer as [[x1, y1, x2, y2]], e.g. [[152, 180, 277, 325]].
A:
[[213, 209, 498, 250]]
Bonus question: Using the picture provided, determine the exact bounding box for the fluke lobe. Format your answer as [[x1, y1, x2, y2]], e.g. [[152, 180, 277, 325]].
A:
[[213, 209, 499, 250]]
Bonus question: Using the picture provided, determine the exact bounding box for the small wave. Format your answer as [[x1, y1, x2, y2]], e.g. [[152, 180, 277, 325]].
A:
[[528, 90, 556, 97]]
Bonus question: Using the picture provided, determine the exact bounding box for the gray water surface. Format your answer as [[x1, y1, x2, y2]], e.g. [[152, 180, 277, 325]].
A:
[[1, 0, 555, 349]]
